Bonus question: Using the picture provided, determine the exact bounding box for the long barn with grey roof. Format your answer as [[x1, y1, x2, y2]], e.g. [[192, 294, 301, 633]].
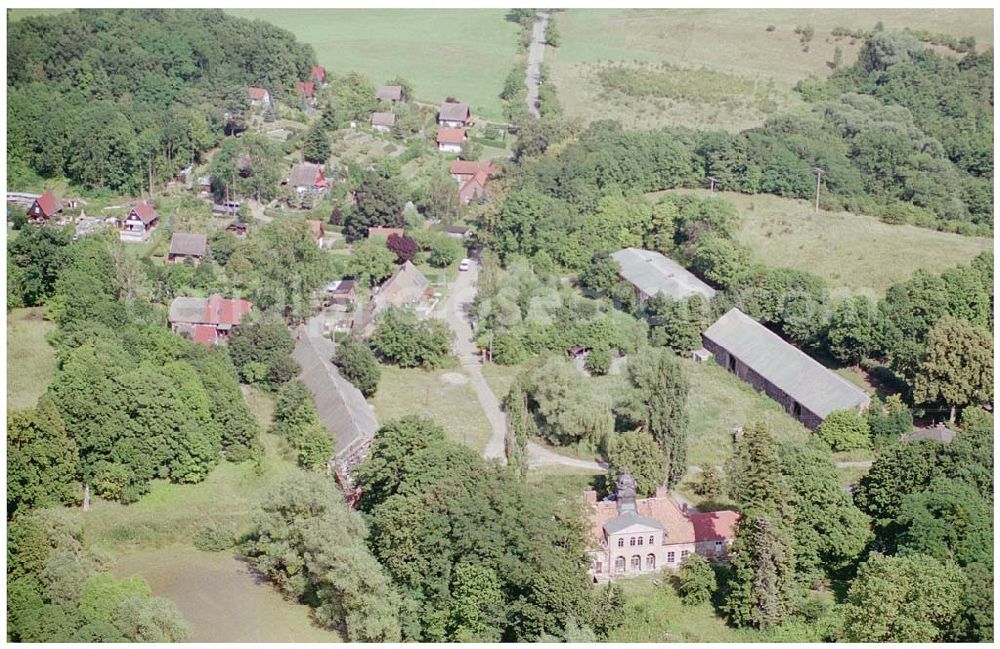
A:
[[702, 308, 870, 430], [291, 324, 379, 461], [611, 248, 716, 302]]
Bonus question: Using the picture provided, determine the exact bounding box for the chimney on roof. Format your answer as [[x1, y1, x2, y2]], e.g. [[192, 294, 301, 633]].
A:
[[616, 469, 637, 514], [681, 503, 689, 514]]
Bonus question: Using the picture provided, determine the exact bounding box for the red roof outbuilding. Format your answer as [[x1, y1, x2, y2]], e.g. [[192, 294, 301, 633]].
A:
[[296, 81, 315, 99], [310, 66, 326, 84], [437, 127, 468, 145]]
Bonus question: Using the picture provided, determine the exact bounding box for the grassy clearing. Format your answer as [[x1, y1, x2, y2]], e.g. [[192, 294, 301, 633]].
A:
[[113, 544, 341, 642], [369, 365, 493, 453], [607, 573, 744, 642], [227, 9, 519, 121], [652, 189, 992, 299], [684, 356, 810, 468], [7, 307, 57, 410], [548, 8, 992, 132]]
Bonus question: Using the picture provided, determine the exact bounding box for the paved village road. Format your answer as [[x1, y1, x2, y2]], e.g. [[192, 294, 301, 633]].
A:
[[442, 261, 606, 472], [525, 11, 550, 118]]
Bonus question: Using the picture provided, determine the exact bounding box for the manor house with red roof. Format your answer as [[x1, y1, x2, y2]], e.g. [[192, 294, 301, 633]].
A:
[[585, 470, 740, 581]]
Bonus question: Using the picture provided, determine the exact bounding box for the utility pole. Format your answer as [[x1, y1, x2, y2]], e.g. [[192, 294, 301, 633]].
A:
[[813, 167, 826, 213], [708, 176, 718, 198]]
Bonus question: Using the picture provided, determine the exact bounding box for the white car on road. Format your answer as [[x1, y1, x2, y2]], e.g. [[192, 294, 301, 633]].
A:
[[459, 258, 471, 271]]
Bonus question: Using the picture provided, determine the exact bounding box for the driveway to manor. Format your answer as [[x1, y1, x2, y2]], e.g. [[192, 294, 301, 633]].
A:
[[524, 11, 550, 118], [442, 260, 606, 472]]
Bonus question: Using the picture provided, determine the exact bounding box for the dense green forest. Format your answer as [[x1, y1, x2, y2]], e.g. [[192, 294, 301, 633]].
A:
[[7, 9, 315, 194]]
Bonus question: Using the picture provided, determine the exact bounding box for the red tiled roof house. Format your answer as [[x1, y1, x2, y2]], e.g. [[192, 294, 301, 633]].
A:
[[584, 470, 739, 581], [168, 294, 253, 346], [249, 86, 271, 107], [27, 190, 63, 223], [437, 127, 468, 153], [296, 81, 316, 102], [309, 65, 327, 86]]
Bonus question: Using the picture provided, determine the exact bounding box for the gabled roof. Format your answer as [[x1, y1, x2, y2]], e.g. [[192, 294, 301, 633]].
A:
[[310, 65, 326, 83], [326, 279, 357, 295], [611, 248, 717, 301], [33, 190, 62, 218], [437, 127, 467, 145], [296, 81, 315, 98], [248, 86, 269, 100], [459, 172, 489, 203], [690, 510, 741, 542], [703, 308, 871, 418], [439, 100, 471, 122], [191, 324, 219, 346], [205, 293, 252, 326], [902, 426, 956, 445], [289, 163, 325, 188], [292, 328, 379, 457], [129, 200, 158, 225], [586, 490, 739, 549], [373, 261, 429, 310], [449, 159, 497, 176], [603, 511, 665, 534], [376, 85, 403, 102], [371, 111, 396, 127], [169, 233, 208, 258]]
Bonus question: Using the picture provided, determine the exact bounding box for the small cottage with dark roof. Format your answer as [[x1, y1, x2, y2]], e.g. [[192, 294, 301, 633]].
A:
[[371, 111, 396, 133], [168, 233, 209, 264], [119, 200, 159, 242], [376, 85, 403, 104], [438, 100, 472, 127], [702, 308, 871, 429]]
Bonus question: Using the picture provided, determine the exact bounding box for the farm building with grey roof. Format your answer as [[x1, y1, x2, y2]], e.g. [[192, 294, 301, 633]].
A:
[[611, 248, 716, 302], [702, 308, 871, 430]]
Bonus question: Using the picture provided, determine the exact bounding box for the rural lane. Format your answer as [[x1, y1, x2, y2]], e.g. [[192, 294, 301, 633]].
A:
[[442, 260, 606, 472], [524, 11, 550, 118]]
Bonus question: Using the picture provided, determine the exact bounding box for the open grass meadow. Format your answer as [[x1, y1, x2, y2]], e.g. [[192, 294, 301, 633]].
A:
[[113, 545, 342, 642], [7, 307, 57, 410], [369, 365, 494, 453], [227, 9, 519, 121], [651, 189, 993, 299], [683, 356, 810, 468], [547, 8, 993, 132]]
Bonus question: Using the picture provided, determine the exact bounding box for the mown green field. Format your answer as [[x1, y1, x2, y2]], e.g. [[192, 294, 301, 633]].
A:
[[369, 365, 494, 453], [548, 8, 993, 132], [227, 9, 519, 121], [651, 189, 993, 299], [7, 307, 57, 410]]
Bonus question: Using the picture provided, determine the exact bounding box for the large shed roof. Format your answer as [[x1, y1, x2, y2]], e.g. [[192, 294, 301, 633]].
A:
[[292, 329, 379, 457], [611, 248, 716, 301], [703, 308, 870, 418]]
